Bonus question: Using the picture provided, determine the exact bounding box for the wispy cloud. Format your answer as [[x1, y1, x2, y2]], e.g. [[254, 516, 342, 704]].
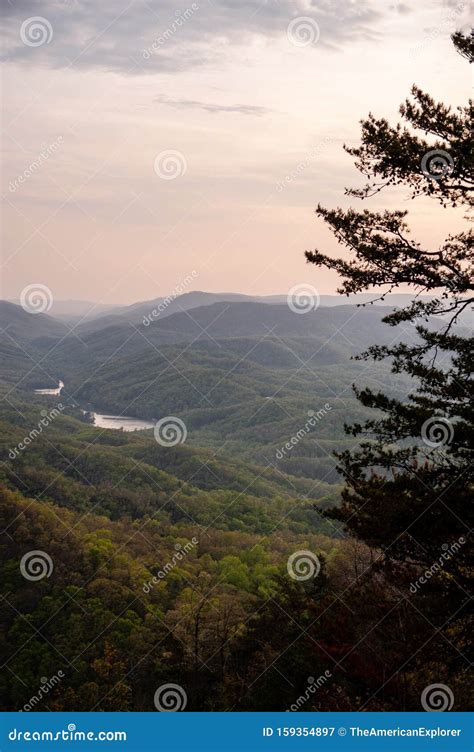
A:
[[156, 96, 271, 116]]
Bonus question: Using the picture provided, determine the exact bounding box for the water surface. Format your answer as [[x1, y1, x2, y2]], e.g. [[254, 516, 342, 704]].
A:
[[34, 382, 154, 432], [34, 380, 64, 396], [91, 413, 154, 432]]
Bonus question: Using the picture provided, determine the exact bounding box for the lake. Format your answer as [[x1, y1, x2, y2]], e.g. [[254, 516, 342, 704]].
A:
[[34, 382, 154, 432], [91, 413, 155, 432]]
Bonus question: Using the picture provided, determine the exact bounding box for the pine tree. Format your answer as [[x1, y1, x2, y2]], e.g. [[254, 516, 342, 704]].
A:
[[305, 30, 473, 680]]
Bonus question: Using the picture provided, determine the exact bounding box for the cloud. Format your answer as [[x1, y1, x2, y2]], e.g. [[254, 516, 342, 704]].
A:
[[1, 0, 383, 74], [390, 3, 412, 14], [156, 96, 271, 116]]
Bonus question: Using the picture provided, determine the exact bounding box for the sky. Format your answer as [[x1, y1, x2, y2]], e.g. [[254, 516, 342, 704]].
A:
[[1, 0, 470, 305]]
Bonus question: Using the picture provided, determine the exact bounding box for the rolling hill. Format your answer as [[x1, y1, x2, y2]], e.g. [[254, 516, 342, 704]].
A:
[[0, 298, 413, 479]]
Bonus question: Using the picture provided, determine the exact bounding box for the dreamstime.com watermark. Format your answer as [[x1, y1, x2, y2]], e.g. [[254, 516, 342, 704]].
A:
[[154, 683, 188, 711], [287, 17, 320, 47], [20, 550, 54, 581], [409, 3, 466, 57], [409, 537, 466, 594], [421, 416, 454, 448], [142, 271, 198, 326], [421, 683, 454, 712], [421, 149, 455, 181], [154, 150, 187, 179], [9, 137, 64, 193], [276, 138, 333, 192], [276, 404, 332, 460], [20, 283, 54, 314], [143, 538, 199, 593], [142, 5, 199, 58], [287, 671, 332, 711], [20, 16, 53, 46], [8, 725, 127, 742], [153, 416, 187, 446], [287, 550, 321, 581], [287, 284, 320, 314], [20, 671, 65, 711], [9, 404, 64, 459]]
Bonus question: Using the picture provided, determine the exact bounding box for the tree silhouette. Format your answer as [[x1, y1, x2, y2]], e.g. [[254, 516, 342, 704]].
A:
[[306, 32, 472, 627]]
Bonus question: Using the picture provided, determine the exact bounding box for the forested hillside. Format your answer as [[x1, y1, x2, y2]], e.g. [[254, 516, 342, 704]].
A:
[[1, 290, 468, 711], [1, 301, 411, 477]]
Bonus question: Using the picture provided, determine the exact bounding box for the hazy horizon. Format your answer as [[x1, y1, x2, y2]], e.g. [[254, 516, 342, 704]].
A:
[[4, 288, 435, 309]]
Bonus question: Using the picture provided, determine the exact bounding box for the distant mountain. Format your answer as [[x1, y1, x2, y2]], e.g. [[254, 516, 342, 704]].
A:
[[87, 291, 440, 331], [0, 297, 416, 479], [44, 301, 410, 475], [22, 300, 416, 377], [6, 298, 116, 322], [7, 291, 449, 330], [0, 298, 424, 378], [0, 302, 71, 392], [0, 300, 67, 344], [113, 290, 254, 317], [77, 291, 259, 333]]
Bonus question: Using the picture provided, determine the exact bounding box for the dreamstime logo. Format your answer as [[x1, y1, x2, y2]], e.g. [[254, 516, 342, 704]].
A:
[[409, 3, 465, 58], [154, 416, 187, 447], [287, 284, 320, 314], [21, 671, 65, 711], [20, 17, 53, 47], [154, 150, 187, 180], [421, 150, 454, 181], [276, 137, 334, 192], [143, 538, 199, 593], [444, 268, 467, 295], [421, 683, 454, 712], [9, 404, 65, 459], [287, 550, 321, 581], [142, 4, 199, 58], [421, 417, 454, 448], [154, 683, 187, 711], [20, 550, 53, 581], [9, 137, 64, 193], [409, 537, 465, 594], [287, 671, 332, 711], [8, 726, 126, 741], [276, 405, 332, 460], [20, 284, 53, 314], [287, 17, 320, 47], [142, 271, 198, 326]]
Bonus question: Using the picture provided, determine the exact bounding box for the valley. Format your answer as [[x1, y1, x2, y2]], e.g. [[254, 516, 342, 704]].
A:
[[0, 292, 457, 711]]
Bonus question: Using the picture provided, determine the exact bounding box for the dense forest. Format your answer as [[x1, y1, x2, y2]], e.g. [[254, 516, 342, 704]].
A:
[[2, 398, 468, 712], [0, 31, 471, 714]]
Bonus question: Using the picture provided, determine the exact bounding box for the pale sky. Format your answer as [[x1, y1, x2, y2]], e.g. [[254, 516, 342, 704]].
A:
[[1, 0, 470, 304]]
